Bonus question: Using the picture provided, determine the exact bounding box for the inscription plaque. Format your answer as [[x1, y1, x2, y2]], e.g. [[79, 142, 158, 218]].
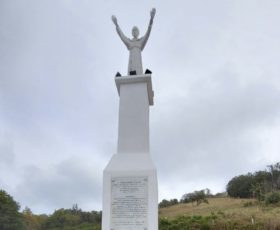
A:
[[111, 176, 148, 230]]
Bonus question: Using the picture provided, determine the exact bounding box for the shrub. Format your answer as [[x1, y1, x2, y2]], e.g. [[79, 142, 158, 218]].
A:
[[159, 199, 178, 208], [265, 192, 280, 205], [243, 201, 254, 207]]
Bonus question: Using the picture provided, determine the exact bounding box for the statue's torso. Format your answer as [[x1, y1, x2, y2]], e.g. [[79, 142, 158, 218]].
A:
[[127, 38, 143, 50], [127, 38, 143, 75]]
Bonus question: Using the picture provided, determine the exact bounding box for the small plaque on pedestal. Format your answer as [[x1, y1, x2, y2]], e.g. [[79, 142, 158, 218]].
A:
[[110, 176, 148, 230]]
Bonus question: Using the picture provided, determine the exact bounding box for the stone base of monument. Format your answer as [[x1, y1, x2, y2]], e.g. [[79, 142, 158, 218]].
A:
[[102, 153, 158, 230]]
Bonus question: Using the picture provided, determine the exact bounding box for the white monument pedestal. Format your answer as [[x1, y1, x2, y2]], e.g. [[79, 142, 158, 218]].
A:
[[102, 74, 158, 230]]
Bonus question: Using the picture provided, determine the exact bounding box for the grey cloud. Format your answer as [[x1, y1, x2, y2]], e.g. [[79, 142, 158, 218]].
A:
[[152, 66, 280, 192], [15, 156, 102, 214], [0, 134, 15, 166]]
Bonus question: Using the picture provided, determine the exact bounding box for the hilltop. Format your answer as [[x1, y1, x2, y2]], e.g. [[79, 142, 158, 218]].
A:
[[159, 197, 280, 229]]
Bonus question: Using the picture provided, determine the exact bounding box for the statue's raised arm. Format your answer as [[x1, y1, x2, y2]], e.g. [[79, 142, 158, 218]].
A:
[[111, 15, 130, 49], [141, 8, 156, 50], [112, 8, 156, 75]]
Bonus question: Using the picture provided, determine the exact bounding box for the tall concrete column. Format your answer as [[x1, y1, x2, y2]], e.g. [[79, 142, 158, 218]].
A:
[[117, 75, 153, 154], [102, 74, 158, 230]]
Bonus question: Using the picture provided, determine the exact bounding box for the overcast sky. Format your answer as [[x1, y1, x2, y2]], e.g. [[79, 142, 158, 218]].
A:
[[1, 0, 280, 214]]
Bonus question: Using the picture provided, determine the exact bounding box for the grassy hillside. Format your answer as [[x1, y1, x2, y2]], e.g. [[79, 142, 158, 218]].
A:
[[159, 197, 280, 229]]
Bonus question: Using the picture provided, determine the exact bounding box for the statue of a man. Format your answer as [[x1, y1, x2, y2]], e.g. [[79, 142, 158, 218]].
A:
[[112, 8, 156, 75]]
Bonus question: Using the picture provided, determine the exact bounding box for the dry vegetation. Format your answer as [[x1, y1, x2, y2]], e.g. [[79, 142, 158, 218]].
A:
[[159, 197, 280, 228]]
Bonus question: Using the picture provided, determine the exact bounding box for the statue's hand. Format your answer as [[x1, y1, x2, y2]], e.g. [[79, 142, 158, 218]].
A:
[[111, 15, 118, 26], [150, 8, 156, 19]]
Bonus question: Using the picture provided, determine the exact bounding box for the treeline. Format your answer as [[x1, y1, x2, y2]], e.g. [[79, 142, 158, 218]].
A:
[[159, 162, 280, 209], [159, 188, 219, 208], [226, 162, 280, 203], [0, 190, 101, 230], [1, 162, 280, 229]]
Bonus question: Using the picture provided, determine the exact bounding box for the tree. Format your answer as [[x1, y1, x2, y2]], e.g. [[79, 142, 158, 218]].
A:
[[251, 171, 271, 201], [159, 199, 178, 208], [22, 207, 44, 230], [226, 162, 280, 199], [0, 189, 25, 230], [42, 205, 102, 229], [226, 174, 254, 198], [267, 163, 280, 191], [181, 189, 209, 206], [42, 208, 81, 229]]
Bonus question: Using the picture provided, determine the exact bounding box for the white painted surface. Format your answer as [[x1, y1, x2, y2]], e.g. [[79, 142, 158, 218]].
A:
[[102, 154, 158, 230], [115, 75, 154, 154], [115, 75, 154, 106], [102, 74, 158, 230]]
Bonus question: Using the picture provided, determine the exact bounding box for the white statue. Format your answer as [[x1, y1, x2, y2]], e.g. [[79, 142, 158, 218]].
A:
[[112, 8, 156, 75]]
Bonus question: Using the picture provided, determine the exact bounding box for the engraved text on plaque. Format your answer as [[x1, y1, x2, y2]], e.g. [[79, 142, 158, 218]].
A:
[[111, 176, 148, 230]]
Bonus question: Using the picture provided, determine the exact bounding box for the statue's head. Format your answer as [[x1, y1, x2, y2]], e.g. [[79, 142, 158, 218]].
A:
[[132, 26, 139, 38]]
